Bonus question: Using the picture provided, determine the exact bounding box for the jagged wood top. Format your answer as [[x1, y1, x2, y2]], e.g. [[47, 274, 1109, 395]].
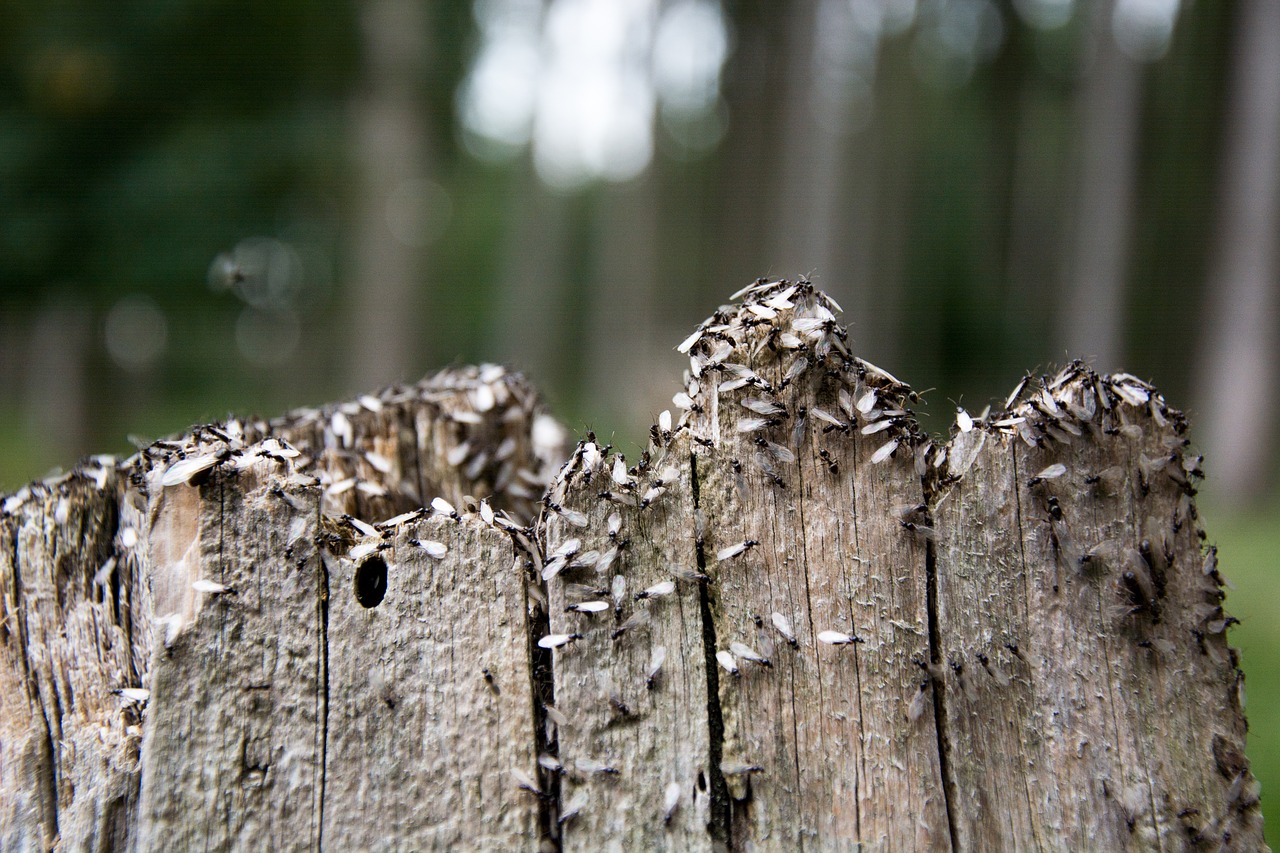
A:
[[532, 278, 1257, 850], [0, 278, 1263, 851], [2, 363, 567, 529]]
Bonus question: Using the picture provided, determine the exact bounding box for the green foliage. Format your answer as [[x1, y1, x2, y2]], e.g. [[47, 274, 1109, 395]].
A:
[[0, 0, 357, 308], [1202, 502, 1280, 846]]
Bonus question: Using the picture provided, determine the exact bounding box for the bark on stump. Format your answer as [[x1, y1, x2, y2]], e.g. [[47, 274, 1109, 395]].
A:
[[0, 284, 1265, 851]]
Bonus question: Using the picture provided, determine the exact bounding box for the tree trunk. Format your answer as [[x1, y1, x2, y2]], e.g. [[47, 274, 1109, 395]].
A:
[[489, 163, 574, 396], [1061, 0, 1143, 371], [1194, 0, 1280, 506], [0, 284, 1264, 850], [345, 0, 435, 391], [584, 172, 666, 442]]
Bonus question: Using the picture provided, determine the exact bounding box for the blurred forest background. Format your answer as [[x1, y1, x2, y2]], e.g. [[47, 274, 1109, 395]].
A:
[[1, 0, 1278, 834]]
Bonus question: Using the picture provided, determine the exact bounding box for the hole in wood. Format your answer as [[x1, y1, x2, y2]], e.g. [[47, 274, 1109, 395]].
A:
[[354, 555, 388, 608]]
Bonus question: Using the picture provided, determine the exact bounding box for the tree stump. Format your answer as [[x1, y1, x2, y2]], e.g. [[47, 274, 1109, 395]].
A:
[[0, 283, 1265, 851]]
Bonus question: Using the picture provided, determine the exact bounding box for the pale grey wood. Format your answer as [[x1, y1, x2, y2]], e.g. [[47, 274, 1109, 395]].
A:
[[542, 283, 951, 850], [133, 452, 324, 851], [320, 514, 540, 848], [544, 432, 715, 852], [0, 366, 564, 851], [680, 286, 949, 849], [125, 366, 560, 851], [0, 286, 1266, 852], [932, 366, 1265, 851], [0, 466, 146, 852]]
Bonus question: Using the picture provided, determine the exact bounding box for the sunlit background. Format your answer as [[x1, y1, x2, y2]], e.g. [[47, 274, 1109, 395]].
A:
[[1, 0, 1277, 835]]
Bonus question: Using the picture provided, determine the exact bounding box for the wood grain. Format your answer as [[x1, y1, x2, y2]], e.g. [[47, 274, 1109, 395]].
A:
[[321, 514, 540, 848], [932, 366, 1262, 850], [0, 466, 145, 851], [0, 286, 1265, 851], [681, 285, 948, 849], [545, 432, 716, 851]]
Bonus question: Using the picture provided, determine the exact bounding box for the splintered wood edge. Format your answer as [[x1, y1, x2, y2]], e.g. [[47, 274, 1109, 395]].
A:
[[0, 279, 1264, 850], [530, 278, 1259, 849]]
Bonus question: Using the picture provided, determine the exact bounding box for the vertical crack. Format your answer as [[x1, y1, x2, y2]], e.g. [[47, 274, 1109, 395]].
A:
[[1008, 446, 1042, 835], [315, 520, 330, 851], [7, 533, 32, 688], [691, 453, 732, 848], [922, 477, 959, 851], [12, 522, 61, 845], [843, 442, 866, 841], [35, 683, 60, 846], [521, 534, 560, 848]]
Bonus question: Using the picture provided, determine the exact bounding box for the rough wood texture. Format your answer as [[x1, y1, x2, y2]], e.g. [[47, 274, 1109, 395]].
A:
[[0, 283, 1266, 851], [321, 514, 539, 848], [134, 455, 325, 851], [932, 365, 1261, 850], [0, 464, 145, 851], [544, 432, 714, 851], [682, 285, 947, 848], [0, 366, 565, 851]]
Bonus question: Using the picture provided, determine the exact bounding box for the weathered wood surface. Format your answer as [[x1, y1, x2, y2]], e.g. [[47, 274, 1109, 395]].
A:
[[0, 464, 145, 851], [932, 368, 1260, 849], [134, 456, 325, 851], [681, 288, 947, 849], [1, 365, 564, 851], [539, 288, 950, 848], [0, 284, 1266, 851], [544, 432, 715, 850], [321, 514, 540, 848]]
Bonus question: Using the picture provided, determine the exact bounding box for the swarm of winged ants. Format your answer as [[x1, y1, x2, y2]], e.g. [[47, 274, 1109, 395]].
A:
[[1, 278, 1260, 850]]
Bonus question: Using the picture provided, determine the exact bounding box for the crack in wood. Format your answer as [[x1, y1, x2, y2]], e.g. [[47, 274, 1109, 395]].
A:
[[523, 532, 561, 848], [691, 452, 732, 849], [36, 682, 60, 846], [0, 285, 1265, 850], [921, 494, 959, 852], [315, 514, 329, 852]]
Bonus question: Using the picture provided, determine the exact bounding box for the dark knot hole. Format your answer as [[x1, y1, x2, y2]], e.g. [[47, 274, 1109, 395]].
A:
[[354, 555, 388, 608]]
